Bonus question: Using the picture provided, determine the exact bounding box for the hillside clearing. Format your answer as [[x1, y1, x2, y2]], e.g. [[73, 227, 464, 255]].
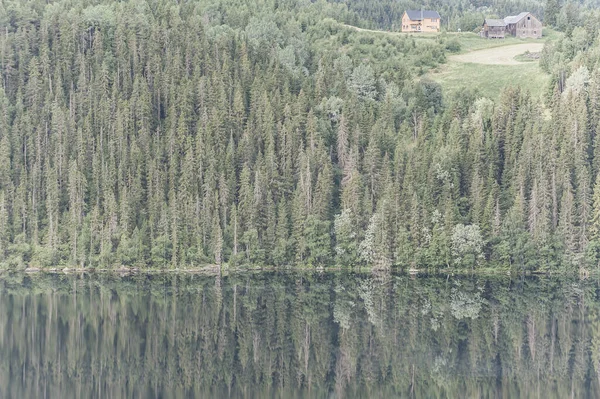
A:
[[428, 62, 550, 100], [427, 40, 550, 99], [450, 43, 546, 65]]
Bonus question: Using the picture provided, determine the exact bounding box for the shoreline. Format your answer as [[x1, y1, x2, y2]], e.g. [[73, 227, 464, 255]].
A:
[[0, 265, 591, 278]]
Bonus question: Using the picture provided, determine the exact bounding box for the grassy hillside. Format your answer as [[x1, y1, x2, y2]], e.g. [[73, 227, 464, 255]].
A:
[[445, 28, 561, 52], [429, 61, 551, 100], [332, 26, 560, 100], [424, 30, 560, 99]]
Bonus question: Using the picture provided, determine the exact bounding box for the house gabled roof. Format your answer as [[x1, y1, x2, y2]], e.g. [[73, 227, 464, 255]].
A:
[[504, 12, 530, 24], [405, 10, 441, 21], [484, 19, 506, 27]]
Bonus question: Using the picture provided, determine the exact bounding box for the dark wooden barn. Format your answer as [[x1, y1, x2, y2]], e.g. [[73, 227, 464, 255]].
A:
[[504, 12, 542, 39], [480, 19, 506, 39]]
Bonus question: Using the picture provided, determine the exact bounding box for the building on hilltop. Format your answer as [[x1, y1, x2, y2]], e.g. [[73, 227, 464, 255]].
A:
[[504, 12, 542, 38], [480, 12, 542, 39], [401, 10, 441, 33], [481, 19, 506, 39]]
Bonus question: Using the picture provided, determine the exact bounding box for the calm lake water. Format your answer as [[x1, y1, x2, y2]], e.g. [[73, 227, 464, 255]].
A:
[[1, 272, 599, 398]]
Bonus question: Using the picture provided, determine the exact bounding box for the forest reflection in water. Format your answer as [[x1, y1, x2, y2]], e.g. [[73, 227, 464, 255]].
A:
[[1, 272, 600, 398]]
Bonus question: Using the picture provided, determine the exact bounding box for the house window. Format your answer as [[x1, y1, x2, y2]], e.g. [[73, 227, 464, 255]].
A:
[[527, 16, 531, 20], [431, 18, 437, 22]]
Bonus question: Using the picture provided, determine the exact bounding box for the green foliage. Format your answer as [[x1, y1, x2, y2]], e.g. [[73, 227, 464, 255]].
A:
[[334, 209, 359, 265], [151, 235, 172, 268], [451, 224, 485, 268], [545, 0, 561, 27], [349, 63, 377, 100], [444, 38, 461, 53], [0, 0, 599, 272], [329, 0, 547, 31], [304, 216, 332, 265]]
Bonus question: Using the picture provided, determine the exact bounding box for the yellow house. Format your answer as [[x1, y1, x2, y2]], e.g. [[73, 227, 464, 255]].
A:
[[401, 10, 441, 33]]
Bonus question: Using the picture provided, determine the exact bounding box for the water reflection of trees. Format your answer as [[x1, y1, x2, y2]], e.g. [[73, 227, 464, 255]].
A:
[[0, 273, 599, 398]]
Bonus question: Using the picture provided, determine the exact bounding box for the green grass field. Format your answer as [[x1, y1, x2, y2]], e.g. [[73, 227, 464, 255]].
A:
[[429, 61, 551, 100], [424, 29, 559, 100]]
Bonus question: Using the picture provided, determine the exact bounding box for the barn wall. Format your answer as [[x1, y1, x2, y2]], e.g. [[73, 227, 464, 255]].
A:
[[506, 13, 542, 38], [491, 26, 505, 38], [515, 14, 542, 38], [482, 24, 506, 39]]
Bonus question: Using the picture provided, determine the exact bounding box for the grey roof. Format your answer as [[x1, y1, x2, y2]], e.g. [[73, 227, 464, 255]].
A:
[[504, 12, 530, 24], [405, 10, 441, 21], [484, 19, 506, 27]]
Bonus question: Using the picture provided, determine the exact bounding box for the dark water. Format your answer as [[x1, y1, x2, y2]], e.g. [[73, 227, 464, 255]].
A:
[[1, 272, 599, 398]]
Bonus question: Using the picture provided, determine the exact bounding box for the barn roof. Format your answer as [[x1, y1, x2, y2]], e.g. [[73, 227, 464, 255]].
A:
[[484, 19, 506, 27], [504, 12, 530, 24], [405, 10, 441, 21]]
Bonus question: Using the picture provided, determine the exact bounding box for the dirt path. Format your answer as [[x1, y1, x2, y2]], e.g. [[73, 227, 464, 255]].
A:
[[342, 24, 440, 36], [450, 42, 545, 65], [342, 24, 399, 35]]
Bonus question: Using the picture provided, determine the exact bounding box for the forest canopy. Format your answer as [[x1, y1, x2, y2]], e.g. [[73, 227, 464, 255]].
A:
[[1, 0, 600, 272]]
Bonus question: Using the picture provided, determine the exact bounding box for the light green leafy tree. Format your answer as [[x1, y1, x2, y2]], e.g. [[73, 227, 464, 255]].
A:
[[451, 224, 484, 268]]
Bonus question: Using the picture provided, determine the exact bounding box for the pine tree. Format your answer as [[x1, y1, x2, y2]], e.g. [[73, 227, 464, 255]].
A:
[[334, 209, 358, 266], [0, 191, 8, 260], [590, 175, 600, 242], [273, 199, 291, 266], [0, 0, 598, 272], [545, 0, 561, 27]]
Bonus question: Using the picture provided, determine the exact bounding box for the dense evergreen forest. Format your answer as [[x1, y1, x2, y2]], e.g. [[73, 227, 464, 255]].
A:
[[2, 0, 600, 271]]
